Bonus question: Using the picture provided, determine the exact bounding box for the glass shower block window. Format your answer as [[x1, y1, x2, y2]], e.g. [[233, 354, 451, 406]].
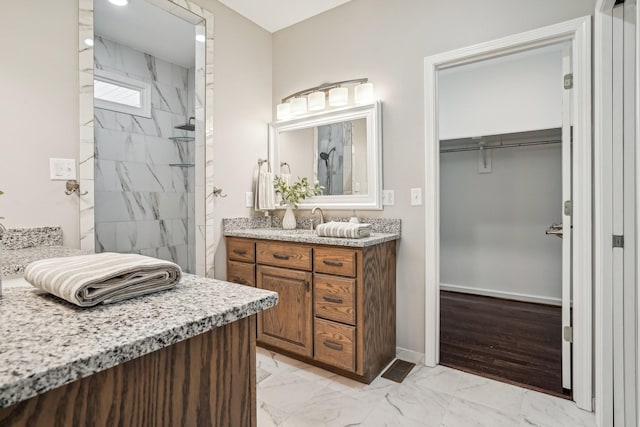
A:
[[95, 80, 141, 108], [94, 69, 151, 118]]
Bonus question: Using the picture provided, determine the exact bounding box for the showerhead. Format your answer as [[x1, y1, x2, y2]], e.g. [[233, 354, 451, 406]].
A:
[[319, 147, 336, 161], [175, 117, 195, 131]]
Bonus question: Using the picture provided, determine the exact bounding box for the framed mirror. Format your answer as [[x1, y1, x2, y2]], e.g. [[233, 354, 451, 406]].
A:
[[269, 101, 382, 210]]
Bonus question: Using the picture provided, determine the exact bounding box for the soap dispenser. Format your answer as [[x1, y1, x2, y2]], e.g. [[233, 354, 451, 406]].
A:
[[349, 210, 360, 224]]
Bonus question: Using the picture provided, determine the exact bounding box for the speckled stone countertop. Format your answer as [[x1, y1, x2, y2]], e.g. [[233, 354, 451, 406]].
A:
[[224, 227, 400, 248], [0, 274, 278, 408], [2, 246, 87, 278]]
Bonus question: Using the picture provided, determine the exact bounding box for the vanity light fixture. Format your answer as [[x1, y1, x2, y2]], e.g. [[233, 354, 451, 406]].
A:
[[108, 0, 129, 5], [275, 78, 373, 120]]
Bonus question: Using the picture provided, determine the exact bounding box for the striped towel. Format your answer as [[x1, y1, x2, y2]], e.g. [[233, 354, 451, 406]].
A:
[[24, 252, 182, 307], [316, 221, 372, 239]]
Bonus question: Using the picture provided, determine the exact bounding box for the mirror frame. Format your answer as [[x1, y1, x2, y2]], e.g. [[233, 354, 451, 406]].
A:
[[269, 101, 382, 210], [78, 0, 215, 276]]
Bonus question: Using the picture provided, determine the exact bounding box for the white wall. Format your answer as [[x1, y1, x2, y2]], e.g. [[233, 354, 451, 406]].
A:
[[0, 0, 272, 254], [272, 0, 595, 353], [439, 45, 564, 140], [440, 145, 563, 304], [0, 0, 79, 247]]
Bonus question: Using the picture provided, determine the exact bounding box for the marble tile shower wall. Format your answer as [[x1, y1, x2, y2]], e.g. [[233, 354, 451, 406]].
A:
[[93, 36, 195, 272]]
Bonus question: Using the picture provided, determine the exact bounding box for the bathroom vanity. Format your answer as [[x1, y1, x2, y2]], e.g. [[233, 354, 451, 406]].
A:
[[224, 220, 400, 384], [0, 275, 278, 427]]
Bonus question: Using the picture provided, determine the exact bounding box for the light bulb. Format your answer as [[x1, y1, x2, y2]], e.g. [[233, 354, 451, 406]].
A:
[[307, 91, 326, 111], [354, 82, 374, 104], [276, 102, 291, 120], [290, 97, 308, 115], [328, 87, 348, 107]]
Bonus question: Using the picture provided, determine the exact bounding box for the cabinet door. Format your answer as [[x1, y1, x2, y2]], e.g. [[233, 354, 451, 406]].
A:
[[256, 265, 313, 357]]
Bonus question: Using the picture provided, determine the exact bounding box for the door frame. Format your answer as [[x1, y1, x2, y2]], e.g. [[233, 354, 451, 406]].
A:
[[423, 16, 592, 410]]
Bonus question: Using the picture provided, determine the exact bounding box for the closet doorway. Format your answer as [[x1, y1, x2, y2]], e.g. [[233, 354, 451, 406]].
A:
[[424, 17, 592, 410]]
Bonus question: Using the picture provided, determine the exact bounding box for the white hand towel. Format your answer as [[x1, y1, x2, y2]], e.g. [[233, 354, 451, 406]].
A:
[[257, 171, 276, 210], [24, 252, 182, 307], [316, 221, 372, 239]]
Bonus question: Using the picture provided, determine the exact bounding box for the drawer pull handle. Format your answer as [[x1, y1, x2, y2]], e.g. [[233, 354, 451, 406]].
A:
[[273, 253, 290, 260], [304, 280, 310, 291], [323, 259, 343, 267], [233, 277, 248, 285], [323, 296, 343, 304], [323, 340, 343, 351], [232, 249, 247, 255]]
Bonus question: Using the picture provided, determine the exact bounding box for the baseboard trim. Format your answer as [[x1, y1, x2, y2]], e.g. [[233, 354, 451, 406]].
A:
[[395, 347, 425, 365], [440, 283, 562, 306]]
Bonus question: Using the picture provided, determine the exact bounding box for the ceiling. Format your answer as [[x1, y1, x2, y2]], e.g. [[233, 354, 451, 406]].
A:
[[217, 0, 352, 33], [94, 0, 351, 68]]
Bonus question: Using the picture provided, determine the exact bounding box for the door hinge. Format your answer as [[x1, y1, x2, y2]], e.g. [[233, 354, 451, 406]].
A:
[[564, 200, 573, 216], [613, 235, 624, 248], [564, 326, 573, 343], [564, 73, 573, 89]]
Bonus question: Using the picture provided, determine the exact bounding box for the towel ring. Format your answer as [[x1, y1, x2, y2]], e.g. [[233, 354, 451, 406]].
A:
[[280, 162, 291, 173]]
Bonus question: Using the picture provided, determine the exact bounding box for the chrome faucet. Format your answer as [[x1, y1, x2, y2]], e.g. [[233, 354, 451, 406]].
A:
[[311, 207, 324, 229]]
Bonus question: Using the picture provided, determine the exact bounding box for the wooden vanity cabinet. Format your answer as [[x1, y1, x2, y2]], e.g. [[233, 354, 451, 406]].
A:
[[225, 236, 396, 384]]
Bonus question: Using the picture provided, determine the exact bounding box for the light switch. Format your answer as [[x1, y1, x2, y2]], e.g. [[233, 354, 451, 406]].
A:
[[382, 189, 395, 206], [410, 188, 423, 206], [49, 158, 77, 180], [245, 191, 254, 208]]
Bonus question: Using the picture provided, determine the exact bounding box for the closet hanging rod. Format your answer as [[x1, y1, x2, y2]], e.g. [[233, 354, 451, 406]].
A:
[[439, 139, 561, 154]]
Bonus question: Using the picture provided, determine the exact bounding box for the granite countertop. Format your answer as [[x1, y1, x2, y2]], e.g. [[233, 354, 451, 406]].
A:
[[224, 227, 399, 247], [0, 275, 278, 408], [2, 246, 87, 278]]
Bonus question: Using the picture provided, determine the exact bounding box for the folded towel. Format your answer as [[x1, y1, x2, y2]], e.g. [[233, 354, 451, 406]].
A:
[[316, 221, 372, 239], [24, 252, 182, 307], [255, 170, 276, 211]]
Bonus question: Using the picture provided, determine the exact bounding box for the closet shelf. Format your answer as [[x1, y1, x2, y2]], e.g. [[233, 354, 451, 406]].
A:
[[168, 136, 195, 142]]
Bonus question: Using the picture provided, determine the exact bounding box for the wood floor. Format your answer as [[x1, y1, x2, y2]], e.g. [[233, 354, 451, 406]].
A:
[[440, 291, 569, 398]]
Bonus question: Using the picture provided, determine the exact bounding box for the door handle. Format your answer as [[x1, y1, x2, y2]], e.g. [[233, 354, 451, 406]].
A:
[[545, 223, 563, 238]]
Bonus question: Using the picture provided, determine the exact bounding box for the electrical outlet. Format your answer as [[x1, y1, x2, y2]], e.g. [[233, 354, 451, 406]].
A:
[[382, 189, 395, 206], [410, 188, 422, 206], [245, 191, 254, 208]]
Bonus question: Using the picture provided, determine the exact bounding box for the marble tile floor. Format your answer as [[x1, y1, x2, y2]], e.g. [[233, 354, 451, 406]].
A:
[[256, 347, 596, 427]]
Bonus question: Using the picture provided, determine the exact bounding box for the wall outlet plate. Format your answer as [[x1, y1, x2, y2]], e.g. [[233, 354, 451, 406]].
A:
[[382, 189, 395, 206], [245, 191, 254, 208], [49, 158, 77, 180]]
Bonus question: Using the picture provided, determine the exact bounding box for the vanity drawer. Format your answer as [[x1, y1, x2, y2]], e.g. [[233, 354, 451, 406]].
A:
[[314, 274, 356, 325], [227, 260, 255, 287], [227, 237, 255, 263], [314, 318, 356, 372], [314, 247, 357, 277], [256, 241, 312, 271]]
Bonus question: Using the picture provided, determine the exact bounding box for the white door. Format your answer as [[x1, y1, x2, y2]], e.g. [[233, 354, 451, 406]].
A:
[[560, 44, 573, 392]]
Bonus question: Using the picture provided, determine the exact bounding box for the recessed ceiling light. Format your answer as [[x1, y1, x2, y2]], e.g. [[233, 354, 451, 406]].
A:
[[108, 0, 128, 6], [84, 38, 94, 47], [195, 34, 206, 43]]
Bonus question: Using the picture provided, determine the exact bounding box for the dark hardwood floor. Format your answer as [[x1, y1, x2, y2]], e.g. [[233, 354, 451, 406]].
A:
[[440, 290, 569, 398]]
